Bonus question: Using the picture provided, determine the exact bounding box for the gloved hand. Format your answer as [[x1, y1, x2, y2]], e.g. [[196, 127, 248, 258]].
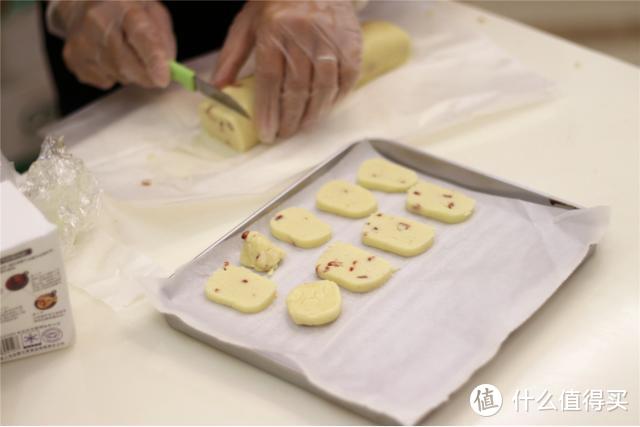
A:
[[49, 1, 176, 89], [213, 1, 362, 143]]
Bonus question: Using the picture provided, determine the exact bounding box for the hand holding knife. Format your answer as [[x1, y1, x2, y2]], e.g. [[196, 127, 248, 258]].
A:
[[169, 61, 250, 118]]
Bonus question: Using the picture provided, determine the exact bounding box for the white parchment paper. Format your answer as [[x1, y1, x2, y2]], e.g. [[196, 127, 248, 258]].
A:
[[46, 1, 554, 204], [145, 142, 608, 425]]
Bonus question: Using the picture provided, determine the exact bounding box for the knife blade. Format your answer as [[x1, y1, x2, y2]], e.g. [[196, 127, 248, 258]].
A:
[[169, 61, 250, 118]]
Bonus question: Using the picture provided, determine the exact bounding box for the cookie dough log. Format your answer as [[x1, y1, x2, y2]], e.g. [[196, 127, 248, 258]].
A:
[[355, 21, 412, 88], [199, 21, 411, 152], [286, 280, 342, 326], [239, 231, 285, 274], [407, 181, 475, 223], [316, 180, 377, 218], [316, 242, 394, 293], [363, 212, 435, 257], [198, 77, 256, 152], [270, 207, 332, 248], [357, 158, 418, 192], [204, 263, 277, 313]]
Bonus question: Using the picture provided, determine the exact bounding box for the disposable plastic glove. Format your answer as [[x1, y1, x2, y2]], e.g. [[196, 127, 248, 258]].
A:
[[50, 1, 176, 89], [213, 1, 362, 143]]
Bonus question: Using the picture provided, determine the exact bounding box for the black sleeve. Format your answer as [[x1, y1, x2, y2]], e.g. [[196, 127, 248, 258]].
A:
[[167, 1, 245, 60]]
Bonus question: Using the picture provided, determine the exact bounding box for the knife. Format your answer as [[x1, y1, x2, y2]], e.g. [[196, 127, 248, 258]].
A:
[[169, 61, 250, 118]]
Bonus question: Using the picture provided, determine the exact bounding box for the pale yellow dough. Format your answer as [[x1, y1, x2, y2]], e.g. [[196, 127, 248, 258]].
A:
[[239, 231, 285, 274], [406, 181, 475, 223], [199, 78, 257, 152], [357, 158, 418, 192], [286, 280, 342, 326], [270, 207, 331, 248], [316, 242, 393, 293], [200, 21, 411, 152], [355, 21, 412, 88], [362, 212, 435, 257], [316, 180, 377, 218], [204, 264, 276, 313]]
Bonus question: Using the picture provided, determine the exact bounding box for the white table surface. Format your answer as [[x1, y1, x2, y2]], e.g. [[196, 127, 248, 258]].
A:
[[2, 2, 638, 425]]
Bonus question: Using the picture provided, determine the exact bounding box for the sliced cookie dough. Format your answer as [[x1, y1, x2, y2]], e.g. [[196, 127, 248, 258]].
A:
[[198, 78, 257, 152], [357, 158, 418, 192], [270, 207, 331, 248], [204, 263, 276, 313], [406, 181, 475, 223], [240, 231, 285, 274], [363, 212, 435, 257], [316, 242, 394, 293], [286, 280, 342, 326], [316, 180, 378, 218]]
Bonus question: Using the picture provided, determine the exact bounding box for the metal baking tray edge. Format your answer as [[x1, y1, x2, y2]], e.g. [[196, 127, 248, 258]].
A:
[[163, 138, 597, 424]]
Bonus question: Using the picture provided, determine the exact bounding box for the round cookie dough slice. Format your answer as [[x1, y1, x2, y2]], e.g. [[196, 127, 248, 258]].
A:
[[270, 207, 331, 248], [406, 181, 475, 223], [286, 280, 342, 326], [316, 242, 394, 293], [316, 180, 377, 218], [240, 230, 285, 274], [357, 158, 418, 192], [204, 263, 276, 313], [363, 212, 435, 257]]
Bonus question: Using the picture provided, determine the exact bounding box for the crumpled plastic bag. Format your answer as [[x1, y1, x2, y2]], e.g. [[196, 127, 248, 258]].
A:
[[19, 136, 102, 256]]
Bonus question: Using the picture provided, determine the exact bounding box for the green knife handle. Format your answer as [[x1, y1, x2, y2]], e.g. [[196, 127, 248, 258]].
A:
[[170, 61, 196, 91]]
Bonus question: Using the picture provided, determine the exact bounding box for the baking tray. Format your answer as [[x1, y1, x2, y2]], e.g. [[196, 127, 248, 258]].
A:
[[161, 138, 596, 424]]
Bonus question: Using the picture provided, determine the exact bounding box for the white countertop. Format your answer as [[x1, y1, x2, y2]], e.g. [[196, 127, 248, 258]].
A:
[[1, 2, 638, 425]]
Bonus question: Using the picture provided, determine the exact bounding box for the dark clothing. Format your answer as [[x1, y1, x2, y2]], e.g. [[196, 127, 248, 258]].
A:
[[39, 1, 245, 116]]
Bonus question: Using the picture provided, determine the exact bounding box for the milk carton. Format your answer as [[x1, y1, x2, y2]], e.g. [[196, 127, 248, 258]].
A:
[[1, 181, 75, 362]]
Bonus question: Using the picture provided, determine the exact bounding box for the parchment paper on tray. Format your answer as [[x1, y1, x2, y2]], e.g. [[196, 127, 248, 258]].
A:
[[145, 142, 608, 425], [47, 1, 554, 204]]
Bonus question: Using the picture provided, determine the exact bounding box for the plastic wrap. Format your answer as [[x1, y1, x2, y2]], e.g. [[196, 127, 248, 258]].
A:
[[19, 136, 102, 256]]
